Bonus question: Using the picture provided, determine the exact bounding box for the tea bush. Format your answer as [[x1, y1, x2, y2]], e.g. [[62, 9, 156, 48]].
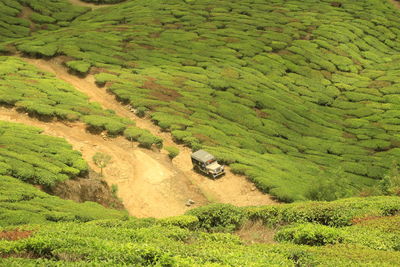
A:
[[165, 146, 179, 159], [1, 196, 400, 265], [0, 121, 87, 187], [4, 0, 400, 202], [0, 175, 126, 227], [244, 196, 400, 227], [124, 126, 163, 148], [0, 0, 89, 41], [0, 56, 161, 147], [2, 0, 400, 265], [275, 223, 344, 246], [187, 203, 246, 232], [65, 60, 91, 74]]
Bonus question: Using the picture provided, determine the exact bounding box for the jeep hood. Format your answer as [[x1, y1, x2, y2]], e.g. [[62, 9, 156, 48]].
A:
[[206, 162, 223, 171]]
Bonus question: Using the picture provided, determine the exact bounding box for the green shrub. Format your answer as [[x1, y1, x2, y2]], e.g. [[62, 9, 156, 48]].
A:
[[65, 60, 91, 74], [187, 203, 245, 232], [158, 215, 199, 229], [0, 175, 125, 227], [245, 196, 400, 227], [165, 146, 179, 159], [0, 121, 88, 187], [275, 223, 344, 246], [29, 13, 56, 24], [137, 133, 162, 149], [94, 73, 119, 86], [7, 0, 400, 202], [123, 126, 146, 141]]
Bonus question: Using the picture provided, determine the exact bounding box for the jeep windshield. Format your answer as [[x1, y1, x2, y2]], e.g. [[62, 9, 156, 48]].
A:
[[205, 159, 216, 165]]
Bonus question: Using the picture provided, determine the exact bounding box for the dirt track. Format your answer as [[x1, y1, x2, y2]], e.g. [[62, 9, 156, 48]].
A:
[[3, 57, 276, 218], [0, 108, 205, 217], [68, 0, 109, 9]]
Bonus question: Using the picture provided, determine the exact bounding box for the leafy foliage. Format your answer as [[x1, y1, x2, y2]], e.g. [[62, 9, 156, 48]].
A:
[[275, 223, 344, 246], [165, 146, 179, 159], [380, 161, 400, 196], [0, 56, 161, 148], [1, 196, 400, 265], [92, 152, 111, 175], [8, 0, 400, 201], [244, 196, 400, 227], [0, 0, 89, 42], [65, 60, 91, 74], [2, 0, 400, 265], [0, 120, 87, 187], [0, 175, 126, 227], [123, 126, 163, 148], [187, 203, 245, 232]]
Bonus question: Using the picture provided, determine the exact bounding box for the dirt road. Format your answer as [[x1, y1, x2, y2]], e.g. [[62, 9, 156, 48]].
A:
[[5, 57, 276, 217], [0, 108, 205, 217], [68, 0, 109, 9]]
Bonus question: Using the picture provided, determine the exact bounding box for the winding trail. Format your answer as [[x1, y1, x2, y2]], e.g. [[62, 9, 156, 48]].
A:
[[4, 56, 276, 217], [68, 0, 110, 9], [0, 108, 204, 218]]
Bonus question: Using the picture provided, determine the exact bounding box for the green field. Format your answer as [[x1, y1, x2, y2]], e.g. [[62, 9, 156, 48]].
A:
[[0, 56, 162, 147], [1, 195, 400, 266], [0, 0, 89, 42], [0, 121, 87, 187], [1, 0, 400, 265], [3, 0, 400, 201], [0, 120, 126, 227]]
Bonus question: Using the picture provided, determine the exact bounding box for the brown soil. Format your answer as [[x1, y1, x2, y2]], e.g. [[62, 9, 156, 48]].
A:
[[68, 0, 113, 9], [389, 0, 400, 9], [351, 216, 384, 225], [18, 7, 33, 20], [47, 171, 124, 209], [17, 7, 35, 31], [236, 220, 277, 244], [0, 108, 203, 218], [4, 57, 277, 218], [0, 229, 32, 241]]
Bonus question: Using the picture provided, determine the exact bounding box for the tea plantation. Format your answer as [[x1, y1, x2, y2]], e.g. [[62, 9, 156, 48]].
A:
[[1, 195, 400, 266], [5, 0, 400, 201], [0, 56, 162, 147], [0, 120, 126, 225], [0, 121, 87, 187], [0, 0, 90, 42], [1, 0, 400, 265]]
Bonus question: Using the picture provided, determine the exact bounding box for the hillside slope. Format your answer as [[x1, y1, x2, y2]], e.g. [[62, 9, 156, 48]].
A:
[[3, 0, 400, 201], [0, 55, 275, 217], [1, 0, 400, 265], [1, 196, 400, 266]]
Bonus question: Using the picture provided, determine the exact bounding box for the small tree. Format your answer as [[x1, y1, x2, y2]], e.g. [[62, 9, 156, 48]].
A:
[[93, 152, 111, 176], [165, 146, 180, 159]]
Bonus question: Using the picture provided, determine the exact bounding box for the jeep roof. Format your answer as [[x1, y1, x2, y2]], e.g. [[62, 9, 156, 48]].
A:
[[191, 150, 215, 163]]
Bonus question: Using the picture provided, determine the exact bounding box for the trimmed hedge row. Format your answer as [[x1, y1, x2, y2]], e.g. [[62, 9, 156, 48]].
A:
[[7, 0, 400, 201], [1, 196, 400, 266], [0, 0, 89, 41], [0, 56, 162, 148], [0, 120, 87, 187]]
